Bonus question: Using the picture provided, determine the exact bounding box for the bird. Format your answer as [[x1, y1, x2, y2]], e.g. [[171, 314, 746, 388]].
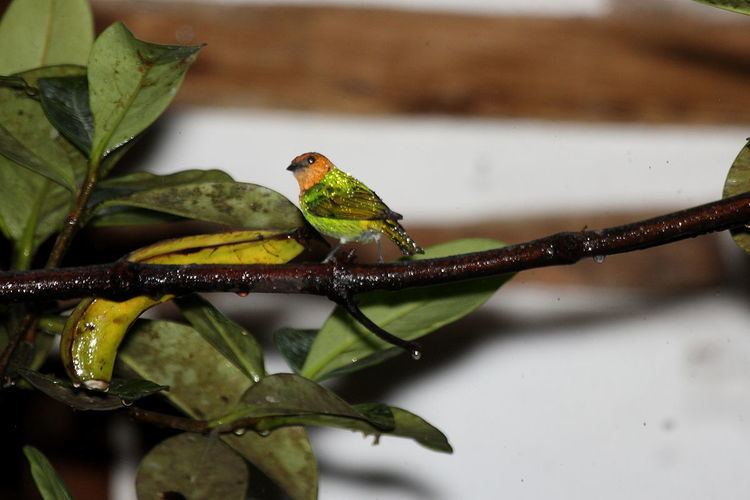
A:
[[287, 152, 424, 262]]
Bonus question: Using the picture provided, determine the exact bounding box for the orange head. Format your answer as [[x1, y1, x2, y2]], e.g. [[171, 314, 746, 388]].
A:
[[287, 152, 335, 191]]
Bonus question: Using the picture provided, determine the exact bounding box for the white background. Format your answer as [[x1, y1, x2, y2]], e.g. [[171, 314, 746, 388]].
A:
[[109, 1, 750, 499]]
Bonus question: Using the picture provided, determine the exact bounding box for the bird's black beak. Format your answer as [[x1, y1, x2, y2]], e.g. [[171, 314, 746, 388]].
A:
[[287, 163, 300, 172]]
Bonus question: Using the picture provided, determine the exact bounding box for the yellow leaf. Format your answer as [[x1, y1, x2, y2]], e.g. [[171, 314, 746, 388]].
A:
[[61, 230, 304, 390]]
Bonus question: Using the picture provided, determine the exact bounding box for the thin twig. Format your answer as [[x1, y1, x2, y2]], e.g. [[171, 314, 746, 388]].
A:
[[335, 293, 422, 359], [128, 407, 262, 435]]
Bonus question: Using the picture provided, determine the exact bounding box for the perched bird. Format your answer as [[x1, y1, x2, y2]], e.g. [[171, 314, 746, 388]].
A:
[[287, 152, 424, 262]]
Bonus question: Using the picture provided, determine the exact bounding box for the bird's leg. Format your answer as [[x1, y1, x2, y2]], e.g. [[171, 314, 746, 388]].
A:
[[323, 241, 344, 263]]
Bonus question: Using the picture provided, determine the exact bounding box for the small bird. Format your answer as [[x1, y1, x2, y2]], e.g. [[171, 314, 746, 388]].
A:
[[287, 152, 424, 262]]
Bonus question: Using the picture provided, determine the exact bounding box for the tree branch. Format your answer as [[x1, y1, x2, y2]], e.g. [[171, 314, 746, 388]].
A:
[[0, 193, 748, 304]]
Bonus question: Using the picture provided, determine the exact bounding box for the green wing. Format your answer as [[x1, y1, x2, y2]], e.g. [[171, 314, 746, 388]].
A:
[[303, 171, 402, 221]]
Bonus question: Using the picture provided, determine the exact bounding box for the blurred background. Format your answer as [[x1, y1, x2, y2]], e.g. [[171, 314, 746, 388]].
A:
[[4, 0, 750, 498]]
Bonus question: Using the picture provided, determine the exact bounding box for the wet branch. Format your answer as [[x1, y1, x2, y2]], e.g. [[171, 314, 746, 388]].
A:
[[0, 192, 748, 352], [1, 192, 748, 301]]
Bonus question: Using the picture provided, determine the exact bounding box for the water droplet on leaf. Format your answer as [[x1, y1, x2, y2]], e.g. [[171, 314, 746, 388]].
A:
[[593, 255, 605, 264], [411, 349, 422, 361]]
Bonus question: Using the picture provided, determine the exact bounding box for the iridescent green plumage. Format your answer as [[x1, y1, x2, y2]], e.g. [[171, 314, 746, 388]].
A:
[[288, 153, 423, 258]]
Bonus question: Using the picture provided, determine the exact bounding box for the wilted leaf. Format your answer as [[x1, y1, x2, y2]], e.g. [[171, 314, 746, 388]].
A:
[[18, 369, 165, 411], [98, 182, 305, 230], [301, 239, 513, 381], [119, 320, 318, 500], [39, 76, 93, 155], [137, 433, 248, 500], [88, 22, 202, 161], [723, 140, 750, 253], [0, 0, 93, 74], [176, 294, 265, 383], [23, 446, 73, 500], [213, 374, 394, 433], [691, 0, 750, 14]]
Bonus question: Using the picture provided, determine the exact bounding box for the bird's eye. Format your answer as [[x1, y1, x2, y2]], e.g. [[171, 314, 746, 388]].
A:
[[306, 156, 316, 165]]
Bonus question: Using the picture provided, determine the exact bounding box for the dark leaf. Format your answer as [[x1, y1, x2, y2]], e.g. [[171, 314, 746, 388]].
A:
[[136, 433, 248, 500], [119, 319, 318, 500], [90, 169, 233, 207], [97, 182, 305, 230], [18, 369, 165, 411], [273, 328, 317, 374], [89, 207, 183, 227], [213, 373, 395, 433], [39, 76, 93, 155]]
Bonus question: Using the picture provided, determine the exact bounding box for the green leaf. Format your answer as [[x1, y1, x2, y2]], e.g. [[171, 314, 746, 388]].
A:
[[88, 22, 202, 161], [136, 433, 248, 500], [274, 327, 401, 378], [366, 406, 453, 453], [89, 207, 183, 227], [18, 369, 166, 410], [91, 166, 232, 225], [107, 378, 169, 403], [23, 446, 73, 500], [0, 122, 75, 190], [216, 375, 452, 453], [119, 319, 318, 500], [723, 140, 750, 253], [90, 169, 233, 207], [98, 182, 305, 229], [0, 0, 93, 75], [691, 0, 750, 15], [176, 294, 265, 383], [0, 66, 87, 261], [212, 374, 395, 433], [301, 239, 513, 381], [39, 76, 93, 155]]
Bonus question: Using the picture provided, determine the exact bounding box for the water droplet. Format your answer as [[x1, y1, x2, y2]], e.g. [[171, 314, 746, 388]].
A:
[[411, 349, 422, 361], [233, 428, 246, 436], [257, 429, 270, 437], [120, 399, 133, 407], [592, 255, 605, 264], [236, 292, 249, 298]]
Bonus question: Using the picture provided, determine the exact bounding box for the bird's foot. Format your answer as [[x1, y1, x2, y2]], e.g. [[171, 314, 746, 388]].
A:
[[323, 248, 358, 264]]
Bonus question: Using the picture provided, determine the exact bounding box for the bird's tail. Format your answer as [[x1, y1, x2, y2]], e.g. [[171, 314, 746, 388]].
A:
[[382, 219, 424, 256]]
